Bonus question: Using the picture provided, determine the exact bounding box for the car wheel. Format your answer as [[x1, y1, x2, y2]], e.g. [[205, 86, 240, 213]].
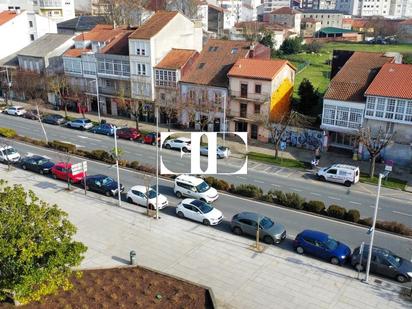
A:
[[105, 191, 112, 197], [177, 211, 184, 218], [152, 141, 156, 146], [165, 144, 171, 149], [319, 176, 326, 182], [39, 169, 44, 175], [232, 226, 242, 235], [330, 257, 340, 265], [296, 246, 304, 254], [130, 137, 134, 141], [354, 263, 364, 272], [203, 219, 210, 226], [344, 181, 352, 187], [52, 174, 57, 179], [67, 124, 72, 128], [396, 274, 408, 283], [148, 204, 154, 210], [81, 126, 85, 131], [175, 191, 182, 198], [182, 147, 188, 153], [263, 236, 274, 245], [22, 164, 27, 170], [127, 197, 134, 204]]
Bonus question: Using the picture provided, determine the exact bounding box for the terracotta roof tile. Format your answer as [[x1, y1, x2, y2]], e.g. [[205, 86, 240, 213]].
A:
[[324, 52, 394, 102], [351, 19, 369, 28], [155, 49, 198, 70], [74, 25, 125, 42], [0, 11, 17, 26], [63, 48, 91, 57], [129, 11, 178, 40], [365, 63, 412, 99], [399, 19, 412, 25], [228, 59, 295, 80], [99, 30, 134, 55], [271, 7, 301, 15]]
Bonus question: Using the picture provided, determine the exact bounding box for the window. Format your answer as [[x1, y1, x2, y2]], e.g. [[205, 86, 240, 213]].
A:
[[29, 21, 33, 27], [255, 84, 261, 94], [30, 34, 35, 41], [254, 104, 260, 114], [323, 105, 336, 125], [198, 63, 205, 69], [327, 169, 337, 175], [160, 93, 165, 100], [214, 92, 222, 105], [336, 106, 349, 127]]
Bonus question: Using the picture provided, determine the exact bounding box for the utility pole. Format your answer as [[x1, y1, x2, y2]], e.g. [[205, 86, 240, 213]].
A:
[[113, 126, 121, 207], [95, 76, 101, 123], [155, 104, 159, 220]]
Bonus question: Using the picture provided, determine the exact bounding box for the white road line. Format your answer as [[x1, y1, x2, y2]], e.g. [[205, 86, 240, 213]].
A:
[[328, 196, 341, 201], [254, 180, 265, 184], [264, 166, 272, 172], [310, 192, 321, 196], [237, 176, 247, 180], [77, 135, 101, 142], [292, 188, 303, 192], [392, 211, 412, 217], [369, 205, 382, 209], [271, 184, 280, 187], [349, 201, 361, 205], [253, 164, 263, 169]]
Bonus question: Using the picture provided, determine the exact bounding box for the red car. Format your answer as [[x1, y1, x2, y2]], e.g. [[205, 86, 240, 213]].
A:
[[116, 127, 141, 141], [51, 162, 85, 183], [143, 132, 160, 146]]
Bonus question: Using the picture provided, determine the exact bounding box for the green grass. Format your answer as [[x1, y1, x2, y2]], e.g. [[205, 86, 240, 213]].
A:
[[359, 174, 407, 191], [279, 42, 412, 97], [248, 151, 306, 169]]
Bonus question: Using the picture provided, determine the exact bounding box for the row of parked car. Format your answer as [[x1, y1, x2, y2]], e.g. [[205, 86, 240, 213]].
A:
[[1, 146, 410, 284]]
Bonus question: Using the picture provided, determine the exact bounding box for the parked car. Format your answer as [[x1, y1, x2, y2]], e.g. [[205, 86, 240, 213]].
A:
[[176, 198, 223, 225], [231, 212, 286, 245], [42, 114, 66, 125], [4, 106, 26, 116], [351, 245, 412, 283], [200, 145, 230, 159], [164, 137, 191, 152], [293, 230, 351, 265], [20, 155, 54, 174], [23, 109, 41, 120], [51, 162, 85, 183], [66, 118, 94, 130], [143, 132, 160, 146], [174, 174, 218, 203], [90, 123, 116, 136], [126, 185, 168, 209], [81, 174, 124, 197], [116, 127, 141, 141], [0, 145, 21, 163], [316, 164, 360, 187]]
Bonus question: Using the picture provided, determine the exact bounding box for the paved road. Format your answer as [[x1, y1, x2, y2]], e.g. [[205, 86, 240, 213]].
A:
[[1, 113, 412, 226], [6, 140, 412, 260]]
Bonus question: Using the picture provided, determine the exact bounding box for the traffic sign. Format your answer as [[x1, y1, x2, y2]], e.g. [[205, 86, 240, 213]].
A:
[[71, 161, 87, 173]]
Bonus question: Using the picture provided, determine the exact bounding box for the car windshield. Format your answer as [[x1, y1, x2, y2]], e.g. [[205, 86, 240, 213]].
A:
[[197, 202, 213, 214], [383, 252, 401, 268], [3, 148, 16, 156], [147, 189, 158, 199], [102, 177, 114, 186], [196, 181, 210, 193], [259, 217, 274, 229], [324, 237, 339, 250], [218, 146, 227, 151], [37, 158, 49, 165], [84, 119, 92, 123]]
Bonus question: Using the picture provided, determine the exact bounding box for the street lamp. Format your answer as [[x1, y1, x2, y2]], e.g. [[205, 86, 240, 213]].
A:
[[364, 170, 390, 283], [113, 126, 122, 207], [88, 77, 101, 123]]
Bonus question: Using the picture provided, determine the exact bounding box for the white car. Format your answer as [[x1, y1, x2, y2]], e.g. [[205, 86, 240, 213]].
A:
[[174, 174, 219, 203], [200, 145, 231, 159], [126, 185, 168, 209], [316, 164, 360, 187], [176, 198, 223, 226], [164, 137, 191, 152], [4, 106, 26, 116], [0, 145, 21, 163], [66, 118, 94, 130]]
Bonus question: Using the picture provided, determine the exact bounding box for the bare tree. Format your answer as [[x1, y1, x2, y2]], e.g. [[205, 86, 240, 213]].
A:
[[241, 22, 264, 42], [47, 74, 69, 117], [13, 70, 46, 101], [27, 98, 48, 143], [96, 0, 149, 27], [358, 127, 395, 178], [167, 0, 199, 19], [68, 85, 88, 118]]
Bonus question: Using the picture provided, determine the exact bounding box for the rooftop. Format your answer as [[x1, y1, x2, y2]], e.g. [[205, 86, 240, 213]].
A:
[[17, 33, 74, 58], [155, 49, 198, 70], [324, 52, 394, 102], [319, 27, 357, 34], [129, 11, 178, 40], [74, 24, 124, 42], [365, 63, 412, 99], [271, 7, 301, 15], [63, 48, 91, 58], [300, 9, 344, 14], [228, 59, 295, 81], [0, 10, 18, 26], [399, 19, 412, 25], [57, 16, 107, 32], [99, 30, 134, 55]]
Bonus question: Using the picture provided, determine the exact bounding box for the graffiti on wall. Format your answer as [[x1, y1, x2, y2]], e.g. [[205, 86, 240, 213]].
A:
[[277, 127, 324, 151]]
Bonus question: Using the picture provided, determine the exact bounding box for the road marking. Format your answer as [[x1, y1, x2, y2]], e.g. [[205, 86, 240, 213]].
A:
[[291, 188, 302, 192], [61, 140, 84, 148], [392, 211, 412, 217], [328, 196, 341, 201], [237, 176, 247, 180], [349, 201, 361, 205], [254, 180, 265, 184], [77, 135, 101, 142], [253, 164, 263, 169], [271, 184, 280, 187], [264, 166, 272, 172], [310, 192, 321, 196]]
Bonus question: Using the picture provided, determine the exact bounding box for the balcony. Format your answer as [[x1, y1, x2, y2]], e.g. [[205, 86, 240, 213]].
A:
[[39, 0, 62, 7], [230, 90, 270, 102]]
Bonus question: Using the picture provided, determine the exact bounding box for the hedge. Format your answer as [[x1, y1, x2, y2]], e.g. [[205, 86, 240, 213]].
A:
[[229, 184, 262, 198], [304, 200, 325, 214], [345, 209, 360, 223], [327, 205, 346, 219], [204, 176, 230, 191], [0, 128, 17, 138], [48, 140, 76, 153], [285, 192, 305, 210]]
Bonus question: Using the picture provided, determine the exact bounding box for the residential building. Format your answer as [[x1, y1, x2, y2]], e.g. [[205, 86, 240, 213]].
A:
[[179, 39, 270, 132], [0, 9, 57, 60], [57, 15, 107, 34], [301, 17, 321, 36], [16, 33, 73, 73], [321, 51, 396, 150], [270, 7, 302, 34], [362, 63, 412, 165], [338, 0, 412, 18], [208, 3, 224, 34], [300, 9, 344, 28], [316, 27, 361, 41], [262, 0, 291, 14], [335, 0, 359, 15], [228, 58, 296, 141], [0, 0, 75, 22], [128, 11, 202, 121], [398, 19, 412, 43], [300, 0, 336, 10]]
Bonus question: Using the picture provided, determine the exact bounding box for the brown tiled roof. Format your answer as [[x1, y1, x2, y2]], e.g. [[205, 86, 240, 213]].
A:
[[155, 49, 198, 70], [63, 48, 91, 57], [99, 30, 133, 55], [271, 7, 300, 15], [342, 18, 352, 24], [228, 59, 295, 81], [0, 11, 17, 26], [74, 25, 125, 42], [399, 19, 412, 25], [351, 19, 369, 28], [365, 63, 412, 99], [324, 52, 394, 102], [236, 21, 287, 32], [129, 11, 178, 40], [181, 39, 252, 87]]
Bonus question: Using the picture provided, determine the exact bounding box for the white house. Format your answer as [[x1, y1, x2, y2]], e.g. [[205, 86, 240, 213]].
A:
[[0, 9, 57, 60]]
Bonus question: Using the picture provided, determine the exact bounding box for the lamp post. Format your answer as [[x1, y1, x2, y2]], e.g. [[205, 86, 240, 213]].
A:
[[364, 171, 389, 283], [88, 77, 101, 123], [155, 104, 159, 220], [113, 126, 121, 207]]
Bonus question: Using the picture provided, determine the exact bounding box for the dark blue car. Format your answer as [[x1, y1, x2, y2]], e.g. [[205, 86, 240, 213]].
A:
[[90, 123, 115, 136], [293, 230, 351, 265]]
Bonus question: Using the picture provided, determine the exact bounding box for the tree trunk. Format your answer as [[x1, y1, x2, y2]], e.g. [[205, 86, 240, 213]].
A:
[[135, 116, 139, 130], [369, 155, 376, 179], [64, 102, 68, 118], [274, 142, 280, 159], [167, 118, 171, 132]]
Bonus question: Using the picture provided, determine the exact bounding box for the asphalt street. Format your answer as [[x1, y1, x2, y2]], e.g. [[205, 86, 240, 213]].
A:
[[5, 140, 412, 261], [1, 114, 412, 226]]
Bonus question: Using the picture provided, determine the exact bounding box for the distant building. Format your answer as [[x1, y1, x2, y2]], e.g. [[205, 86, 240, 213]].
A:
[[57, 15, 107, 34], [300, 0, 336, 10], [398, 19, 412, 43], [316, 27, 360, 41], [300, 9, 344, 28], [270, 7, 302, 34], [261, 0, 291, 15], [301, 17, 321, 37], [336, 0, 412, 18]]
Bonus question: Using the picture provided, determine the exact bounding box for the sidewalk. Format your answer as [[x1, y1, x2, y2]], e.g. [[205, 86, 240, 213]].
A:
[[2, 165, 411, 309]]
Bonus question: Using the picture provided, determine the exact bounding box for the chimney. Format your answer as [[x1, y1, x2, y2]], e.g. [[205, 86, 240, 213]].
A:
[[16, 8, 21, 14]]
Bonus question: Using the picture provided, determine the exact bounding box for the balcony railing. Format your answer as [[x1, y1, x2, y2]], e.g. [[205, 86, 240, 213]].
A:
[[39, 0, 62, 7], [230, 90, 270, 102]]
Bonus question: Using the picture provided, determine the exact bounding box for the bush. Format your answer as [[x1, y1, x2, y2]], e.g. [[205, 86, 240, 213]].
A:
[[0, 127, 17, 138], [137, 164, 156, 174], [204, 176, 230, 191], [272, 190, 287, 205], [376, 221, 412, 236], [284, 192, 305, 209], [230, 184, 262, 198], [48, 140, 76, 153], [304, 200, 325, 214], [87, 149, 113, 163], [128, 161, 140, 169], [305, 40, 323, 53], [327, 205, 346, 219], [345, 209, 360, 223]]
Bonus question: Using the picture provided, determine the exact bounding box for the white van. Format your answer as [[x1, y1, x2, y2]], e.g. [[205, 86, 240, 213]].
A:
[[0, 145, 21, 163], [174, 175, 219, 203], [316, 164, 360, 187]]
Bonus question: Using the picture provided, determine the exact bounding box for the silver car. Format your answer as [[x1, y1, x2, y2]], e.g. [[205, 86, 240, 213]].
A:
[[200, 145, 230, 159], [66, 118, 94, 130], [230, 212, 286, 245]]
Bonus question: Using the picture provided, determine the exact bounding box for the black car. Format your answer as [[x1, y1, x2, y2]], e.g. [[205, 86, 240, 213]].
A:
[[23, 109, 41, 120], [81, 174, 124, 197], [42, 114, 65, 125], [351, 245, 412, 283], [20, 155, 54, 174]]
